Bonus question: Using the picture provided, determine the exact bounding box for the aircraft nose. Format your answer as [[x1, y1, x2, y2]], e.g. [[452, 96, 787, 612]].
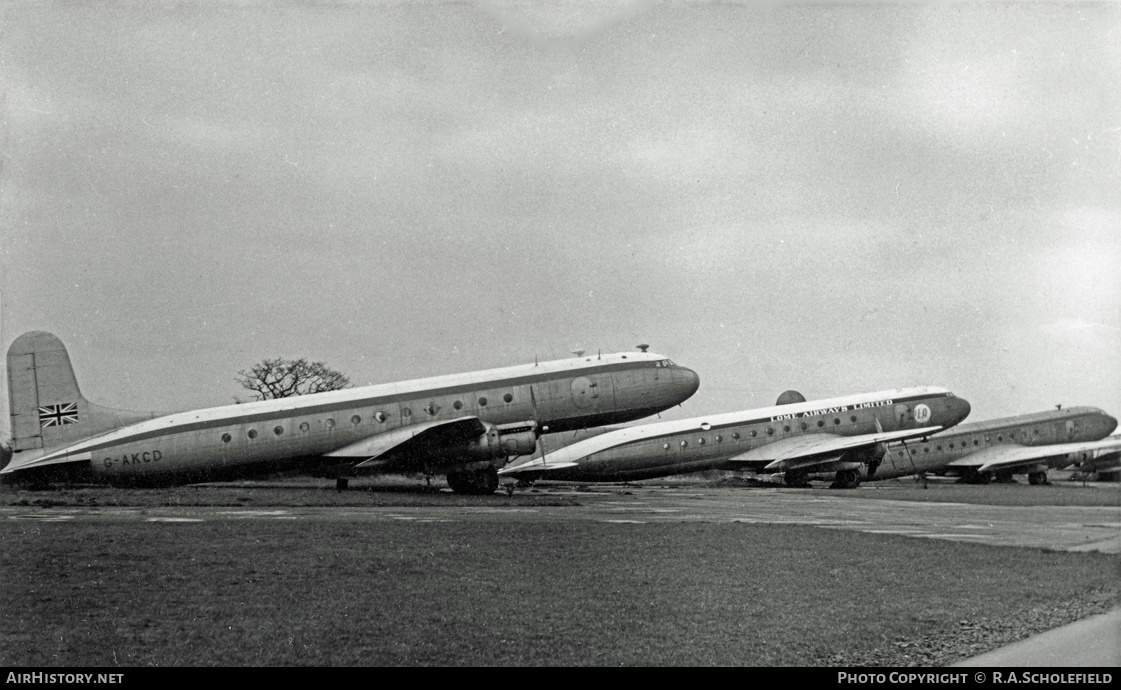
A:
[[951, 396, 972, 425], [1102, 412, 1118, 436], [677, 367, 700, 401]]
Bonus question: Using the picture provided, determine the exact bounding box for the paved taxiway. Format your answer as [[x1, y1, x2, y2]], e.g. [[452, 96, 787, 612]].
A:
[[4, 484, 1118, 554], [953, 607, 1121, 667]]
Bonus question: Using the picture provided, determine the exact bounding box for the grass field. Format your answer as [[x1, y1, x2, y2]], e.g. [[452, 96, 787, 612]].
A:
[[1, 517, 1116, 666]]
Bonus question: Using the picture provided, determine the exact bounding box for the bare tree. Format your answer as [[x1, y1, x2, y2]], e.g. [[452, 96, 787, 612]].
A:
[[236, 358, 351, 401]]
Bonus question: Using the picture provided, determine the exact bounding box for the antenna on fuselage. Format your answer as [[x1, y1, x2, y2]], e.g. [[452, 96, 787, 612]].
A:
[[637, 344, 649, 353], [1056, 404, 1062, 410], [572, 349, 586, 358]]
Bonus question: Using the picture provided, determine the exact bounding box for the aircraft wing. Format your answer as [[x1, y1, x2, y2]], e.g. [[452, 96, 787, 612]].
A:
[[724, 427, 945, 472], [946, 437, 1121, 474], [325, 416, 489, 469], [497, 456, 579, 474]]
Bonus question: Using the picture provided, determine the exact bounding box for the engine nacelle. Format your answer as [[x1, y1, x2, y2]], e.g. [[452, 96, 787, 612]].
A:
[[464, 421, 539, 460], [842, 442, 887, 465]]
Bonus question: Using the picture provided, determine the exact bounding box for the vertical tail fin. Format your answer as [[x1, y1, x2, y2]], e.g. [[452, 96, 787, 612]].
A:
[[7, 331, 161, 452]]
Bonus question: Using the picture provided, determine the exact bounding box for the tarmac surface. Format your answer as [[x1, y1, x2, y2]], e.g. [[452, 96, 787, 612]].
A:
[[4, 483, 1117, 554], [952, 607, 1120, 668]]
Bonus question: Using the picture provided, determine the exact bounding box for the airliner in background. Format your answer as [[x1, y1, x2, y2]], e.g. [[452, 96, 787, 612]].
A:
[[870, 407, 1119, 485], [2, 332, 699, 494], [500, 387, 971, 488]]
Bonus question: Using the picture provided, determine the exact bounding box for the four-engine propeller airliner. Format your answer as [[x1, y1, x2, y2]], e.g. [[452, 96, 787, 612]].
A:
[[2, 331, 699, 494], [500, 387, 971, 488], [870, 407, 1120, 485]]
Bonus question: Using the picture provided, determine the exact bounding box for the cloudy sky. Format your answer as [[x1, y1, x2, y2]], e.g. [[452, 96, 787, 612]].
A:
[[2, 1, 1118, 434]]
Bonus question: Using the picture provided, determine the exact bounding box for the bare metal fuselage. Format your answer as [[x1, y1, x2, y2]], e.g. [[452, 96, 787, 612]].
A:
[[873, 408, 1119, 480], [515, 388, 971, 483], [8, 355, 699, 486]]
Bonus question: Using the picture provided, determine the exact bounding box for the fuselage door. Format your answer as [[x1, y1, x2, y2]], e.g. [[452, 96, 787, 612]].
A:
[[571, 376, 598, 409], [894, 403, 911, 429]]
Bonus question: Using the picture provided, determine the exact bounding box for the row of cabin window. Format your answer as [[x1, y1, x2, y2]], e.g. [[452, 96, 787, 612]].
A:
[[218, 393, 520, 442], [659, 425, 1049, 453], [893, 428, 1043, 456], [659, 416, 868, 449]]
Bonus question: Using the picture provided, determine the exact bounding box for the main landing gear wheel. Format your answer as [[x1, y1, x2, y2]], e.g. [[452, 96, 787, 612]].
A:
[[446, 466, 500, 495], [831, 469, 861, 489], [1028, 471, 1048, 486]]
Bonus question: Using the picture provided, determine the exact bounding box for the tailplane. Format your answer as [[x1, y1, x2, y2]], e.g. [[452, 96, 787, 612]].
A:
[[7, 331, 162, 453]]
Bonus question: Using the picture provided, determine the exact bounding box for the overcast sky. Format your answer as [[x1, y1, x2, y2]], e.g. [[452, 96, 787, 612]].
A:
[[2, 1, 1118, 435]]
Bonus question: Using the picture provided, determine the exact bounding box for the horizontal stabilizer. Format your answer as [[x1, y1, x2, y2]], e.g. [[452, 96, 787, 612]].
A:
[[724, 426, 944, 472], [947, 437, 1121, 473], [1, 448, 93, 474]]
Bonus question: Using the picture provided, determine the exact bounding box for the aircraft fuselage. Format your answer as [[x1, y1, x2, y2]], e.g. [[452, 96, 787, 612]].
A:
[[874, 407, 1118, 480], [511, 387, 969, 482], [7, 353, 699, 486]]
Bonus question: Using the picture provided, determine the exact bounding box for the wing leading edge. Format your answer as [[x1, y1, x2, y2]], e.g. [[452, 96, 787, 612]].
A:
[[326, 416, 489, 470], [946, 437, 1121, 474], [724, 426, 945, 472]]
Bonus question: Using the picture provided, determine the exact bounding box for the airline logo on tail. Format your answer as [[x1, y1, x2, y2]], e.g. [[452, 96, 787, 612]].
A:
[[38, 403, 79, 427]]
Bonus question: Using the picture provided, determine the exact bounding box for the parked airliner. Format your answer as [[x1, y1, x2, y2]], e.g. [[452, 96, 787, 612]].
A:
[[2, 332, 699, 494], [871, 407, 1119, 484], [500, 387, 971, 488]]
